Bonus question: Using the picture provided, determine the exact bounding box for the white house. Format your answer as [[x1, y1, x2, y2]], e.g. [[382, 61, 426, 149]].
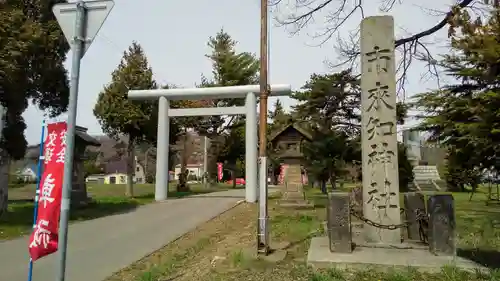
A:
[[85, 174, 106, 184], [85, 156, 146, 184], [174, 163, 203, 180], [17, 163, 38, 182]]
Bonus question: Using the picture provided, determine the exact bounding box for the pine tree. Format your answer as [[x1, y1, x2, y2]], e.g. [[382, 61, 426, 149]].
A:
[[268, 99, 291, 133], [415, 8, 500, 191], [293, 70, 361, 136], [198, 29, 259, 134], [269, 99, 285, 120], [94, 42, 158, 197], [196, 29, 259, 181]]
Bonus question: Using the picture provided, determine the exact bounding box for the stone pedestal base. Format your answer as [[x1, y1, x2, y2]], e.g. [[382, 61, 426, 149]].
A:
[[307, 236, 485, 273], [278, 198, 314, 209], [243, 241, 290, 263], [279, 183, 313, 208], [279, 162, 312, 208], [71, 188, 91, 208]]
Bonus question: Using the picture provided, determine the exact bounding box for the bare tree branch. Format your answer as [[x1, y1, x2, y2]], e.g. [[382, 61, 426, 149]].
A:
[[395, 0, 474, 47], [273, 0, 477, 96]]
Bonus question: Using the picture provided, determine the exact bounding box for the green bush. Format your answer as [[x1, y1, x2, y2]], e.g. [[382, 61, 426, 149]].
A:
[[398, 143, 414, 192]]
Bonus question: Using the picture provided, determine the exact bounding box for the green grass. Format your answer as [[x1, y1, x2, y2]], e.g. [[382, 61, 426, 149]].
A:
[[307, 266, 500, 281], [267, 191, 499, 280], [303, 187, 500, 278], [0, 182, 234, 240], [97, 183, 500, 281], [306, 186, 500, 255], [149, 187, 500, 281]]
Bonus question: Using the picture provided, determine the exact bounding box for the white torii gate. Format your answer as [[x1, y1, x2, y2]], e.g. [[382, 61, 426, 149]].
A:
[[128, 84, 291, 203]]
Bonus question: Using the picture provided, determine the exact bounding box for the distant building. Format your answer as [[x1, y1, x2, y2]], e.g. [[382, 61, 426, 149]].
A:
[[171, 132, 211, 179], [86, 156, 146, 184], [85, 174, 106, 184], [17, 163, 38, 182], [104, 173, 128, 184], [174, 163, 203, 180]]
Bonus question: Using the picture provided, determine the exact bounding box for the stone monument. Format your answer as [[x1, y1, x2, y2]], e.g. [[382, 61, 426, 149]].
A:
[[269, 123, 313, 208], [306, 16, 482, 272], [402, 129, 421, 167], [360, 15, 401, 244]]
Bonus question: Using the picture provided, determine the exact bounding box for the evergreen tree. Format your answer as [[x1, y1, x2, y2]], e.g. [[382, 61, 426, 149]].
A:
[[1, 0, 69, 216], [196, 29, 259, 181], [293, 69, 411, 191], [293, 70, 361, 191], [292, 70, 361, 136], [414, 8, 500, 191], [94, 42, 158, 197], [398, 143, 414, 192], [268, 99, 285, 120], [302, 129, 360, 193], [197, 29, 259, 133], [268, 99, 291, 133]]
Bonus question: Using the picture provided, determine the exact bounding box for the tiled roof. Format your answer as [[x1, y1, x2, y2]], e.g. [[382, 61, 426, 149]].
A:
[[104, 160, 127, 174]]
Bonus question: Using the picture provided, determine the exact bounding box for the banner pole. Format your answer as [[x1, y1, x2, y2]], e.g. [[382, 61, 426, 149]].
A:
[[27, 120, 46, 281]]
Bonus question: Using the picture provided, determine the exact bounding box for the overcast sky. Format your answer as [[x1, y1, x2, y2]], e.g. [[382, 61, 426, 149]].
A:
[[23, 0, 459, 144]]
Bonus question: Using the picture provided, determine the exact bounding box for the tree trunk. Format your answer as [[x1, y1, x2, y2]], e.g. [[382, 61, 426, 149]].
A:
[[320, 180, 327, 194], [177, 134, 190, 192], [329, 174, 337, 190], [178, 166, 188, 191], [125, 138, 134, 197], [144, 150, 148, 183], [231, 169, 236, 189], [0, 149, 9, 217]]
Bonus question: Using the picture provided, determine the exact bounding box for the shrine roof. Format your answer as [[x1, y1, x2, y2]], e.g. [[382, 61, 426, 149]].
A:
[[269, 123, 313, 142], [75, 126, 101, 146], [105, 160, 127, 174], [25, 126, 100, 159]]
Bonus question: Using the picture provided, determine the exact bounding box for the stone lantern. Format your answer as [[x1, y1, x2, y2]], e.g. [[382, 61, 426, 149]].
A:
[[269, 123, 313, 208], [27, 125, 100, 207]]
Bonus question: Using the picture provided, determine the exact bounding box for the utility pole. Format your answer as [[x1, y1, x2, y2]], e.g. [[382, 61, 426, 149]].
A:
[[257, 0, 270, 255], [203, 136, 208, 187]]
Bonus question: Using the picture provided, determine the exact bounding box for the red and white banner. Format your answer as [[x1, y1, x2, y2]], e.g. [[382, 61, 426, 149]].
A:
[[278, 164, 288, 184], [217, 162, 223, 181], [302, 173, 308, 185], [29, 122, 67, 261]]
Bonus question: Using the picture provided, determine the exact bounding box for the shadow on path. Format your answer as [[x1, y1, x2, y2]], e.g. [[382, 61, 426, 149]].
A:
[[2, 199, 140, 227], [133, 189, 235, 200], [458, 248, 500, 270], [0, 199, 140, 240]]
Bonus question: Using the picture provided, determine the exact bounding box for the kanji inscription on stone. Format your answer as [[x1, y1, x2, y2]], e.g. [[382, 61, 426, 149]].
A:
[[361, 16, 401, 244], [366, 117, 395, 140], [366, 46, 391, 73], [367, 82, 394, 111]]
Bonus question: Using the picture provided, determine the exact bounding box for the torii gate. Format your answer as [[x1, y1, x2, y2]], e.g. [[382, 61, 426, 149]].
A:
[[127, 84, 291, 202]]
